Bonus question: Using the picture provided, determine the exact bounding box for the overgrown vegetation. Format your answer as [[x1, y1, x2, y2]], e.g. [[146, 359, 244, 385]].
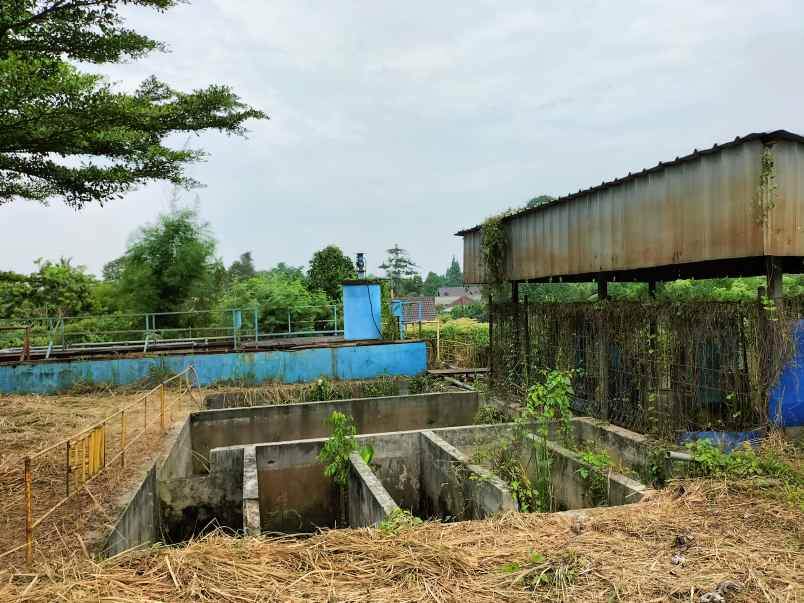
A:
[[319, 411, 374, 525], [686, 438, 804, 509], [576, 449, 611, 506], [473, 369, 576, 513]]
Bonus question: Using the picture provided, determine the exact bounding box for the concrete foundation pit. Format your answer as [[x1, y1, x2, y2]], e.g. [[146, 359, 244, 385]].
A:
[[101, 387, 656, 556]]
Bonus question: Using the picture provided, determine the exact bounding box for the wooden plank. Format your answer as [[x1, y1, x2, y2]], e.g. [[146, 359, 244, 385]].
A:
[[427, 368, 489, 376]]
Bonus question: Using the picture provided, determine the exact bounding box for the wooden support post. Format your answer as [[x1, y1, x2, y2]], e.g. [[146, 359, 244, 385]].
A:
[[160, 384, 166, 432], [65, 441, 71, 497], [488, 294, 494, 385], [765, 257, 783, 301], [596, 275, 609, 420], [648, 280, 657, 299], [24, 457, 33, 564], [511, 280, 519, 303], [596, 275, 608, 301], [120, 411, 127, 468], [523, 294, 531, 390], [436, 320, 441, 363]]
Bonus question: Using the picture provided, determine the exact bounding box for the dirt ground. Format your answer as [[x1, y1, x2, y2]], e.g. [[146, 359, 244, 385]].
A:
[[0, 385, 199, 569], [0, 480, 800, 602]]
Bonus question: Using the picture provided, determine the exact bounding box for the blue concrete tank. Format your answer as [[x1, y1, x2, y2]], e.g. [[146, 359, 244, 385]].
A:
[[342, 280, 382, 340]]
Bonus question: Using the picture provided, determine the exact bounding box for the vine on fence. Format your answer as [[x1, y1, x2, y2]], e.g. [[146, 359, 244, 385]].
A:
[[481, 212, 513, 297], [488, 298, 801, 438]]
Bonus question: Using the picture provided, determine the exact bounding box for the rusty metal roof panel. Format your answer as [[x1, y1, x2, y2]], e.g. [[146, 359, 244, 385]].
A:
[[458, 131, 804, 284]]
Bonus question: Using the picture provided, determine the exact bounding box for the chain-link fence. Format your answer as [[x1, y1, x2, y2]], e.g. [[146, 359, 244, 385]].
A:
[[490, 297, 803, 439]]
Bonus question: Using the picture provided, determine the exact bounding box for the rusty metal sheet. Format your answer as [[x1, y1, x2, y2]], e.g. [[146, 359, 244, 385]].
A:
[[459, 132, 804, 284]]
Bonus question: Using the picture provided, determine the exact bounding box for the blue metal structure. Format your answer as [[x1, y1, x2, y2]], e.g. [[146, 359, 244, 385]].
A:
[[342, 280, 382, 341], [769, 320, 804, 428]]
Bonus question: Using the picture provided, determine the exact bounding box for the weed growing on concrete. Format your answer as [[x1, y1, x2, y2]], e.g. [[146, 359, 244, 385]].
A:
[[319, 411, 374, 524], [473, 404, 510, 424], [577, 449, 611, 506]]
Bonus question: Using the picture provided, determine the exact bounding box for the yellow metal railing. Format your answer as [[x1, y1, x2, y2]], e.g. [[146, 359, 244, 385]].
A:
[[2, 366, 200, 564]]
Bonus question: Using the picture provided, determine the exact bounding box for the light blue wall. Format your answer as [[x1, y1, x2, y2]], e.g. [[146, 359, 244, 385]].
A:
[[0, 341, 427, 394], [343, 283, 382, 340]]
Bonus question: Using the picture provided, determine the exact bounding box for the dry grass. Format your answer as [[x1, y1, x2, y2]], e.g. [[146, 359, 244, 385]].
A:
[[1, 481, 800, 602], [0, 386, 198, 568]]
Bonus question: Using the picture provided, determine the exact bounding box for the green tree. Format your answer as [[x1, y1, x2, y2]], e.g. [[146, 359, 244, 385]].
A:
[[217, 272, 330, 334], [267, 262, 305, 281], [444, 256, 463, 286], [422, 271, 446, 296], [0, 257, 96, 318], [115, 208, 220, 314], [379, 244, 418, 294], [0, 1, 266, 207], [307, 245, 356, 301], [228, 252, 256, 282]]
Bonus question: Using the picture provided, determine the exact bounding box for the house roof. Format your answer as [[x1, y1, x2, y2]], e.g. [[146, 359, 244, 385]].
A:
[[437, 286, 481, 298], [394, 296, 437, 323]]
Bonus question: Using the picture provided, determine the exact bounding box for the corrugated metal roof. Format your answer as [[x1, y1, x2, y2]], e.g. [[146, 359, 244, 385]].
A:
[[456, 130, 804, 236]]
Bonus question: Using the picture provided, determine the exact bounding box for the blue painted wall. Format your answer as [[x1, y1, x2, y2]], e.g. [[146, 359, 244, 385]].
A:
[[343, 282, 382, 340], [0, 341, 427, 394], [769, 319, 804, 427]]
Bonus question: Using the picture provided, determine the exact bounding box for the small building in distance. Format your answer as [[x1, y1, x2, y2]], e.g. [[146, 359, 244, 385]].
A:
[[435, 286, 482, 309], [395, 296, 437, 324]]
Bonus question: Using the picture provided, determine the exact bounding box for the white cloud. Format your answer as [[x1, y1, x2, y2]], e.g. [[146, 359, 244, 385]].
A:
[[3, 0, 804, 278]]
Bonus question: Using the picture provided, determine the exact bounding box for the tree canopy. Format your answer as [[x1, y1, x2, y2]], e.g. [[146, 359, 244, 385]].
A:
[[307, 245, 355, 300], [112, 208, 221, 314], [379, 244, 418, 294], [0, 0, 266, 208]]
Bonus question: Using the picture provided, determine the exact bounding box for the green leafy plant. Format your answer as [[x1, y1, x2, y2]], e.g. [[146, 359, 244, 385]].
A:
[[378, 508, 422, 533], [577, 449, 611, 506], [500, 549, 581, 592], [319, 411, 373, 525], [480, 213, 511, 297], [474, 404, 511, 425]]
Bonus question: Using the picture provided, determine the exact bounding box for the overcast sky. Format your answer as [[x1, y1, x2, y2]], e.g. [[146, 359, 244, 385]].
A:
[[4, 0, 804, 278]]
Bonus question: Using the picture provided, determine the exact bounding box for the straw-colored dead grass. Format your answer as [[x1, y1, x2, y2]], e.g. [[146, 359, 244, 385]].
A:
[[2, 480, 801, 602], [0, 387, 197, 568]]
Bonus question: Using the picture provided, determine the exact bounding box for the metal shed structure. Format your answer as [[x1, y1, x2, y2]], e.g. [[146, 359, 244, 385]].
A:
[[457, 130, 804, 297]]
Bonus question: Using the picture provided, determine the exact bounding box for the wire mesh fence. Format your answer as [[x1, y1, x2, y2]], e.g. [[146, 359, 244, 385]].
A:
[[490, 296, 803, 439]]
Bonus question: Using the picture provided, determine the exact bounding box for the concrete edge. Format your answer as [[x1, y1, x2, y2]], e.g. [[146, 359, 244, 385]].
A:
[[348, 452, 399, 526], [242, 445, 260, 536], [194, 390, 478, 421], [528, 435, 649, 503], [421, 430, 517, 513]]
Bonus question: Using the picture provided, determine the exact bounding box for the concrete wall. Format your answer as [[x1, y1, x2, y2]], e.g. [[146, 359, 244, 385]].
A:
[[0, 341, 427, 394], [360, 432, 422, 514], [160, 418, 193, 479], [158, 446, 245, 543], [256, 438, 339, 533], [102, 466, 159, 556], [348, 452, 399, 527], [433, 423, 649, 510], [191, 391, 479, 471], [524, 436, 648, 510], [420, 431, 515, 520]]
